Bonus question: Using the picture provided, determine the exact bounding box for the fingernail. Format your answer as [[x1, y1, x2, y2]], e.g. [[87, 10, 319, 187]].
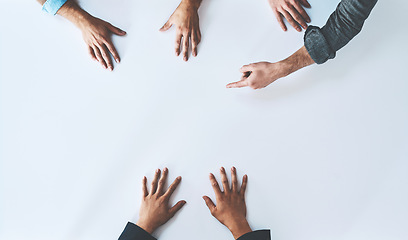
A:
[[115, 58, 120, 63], [297, 27, 301, 31], [177, 176, 181, 180], [164, 167, 168, 172], [232, 166, 236, 171], [209, 173, 213, 178]]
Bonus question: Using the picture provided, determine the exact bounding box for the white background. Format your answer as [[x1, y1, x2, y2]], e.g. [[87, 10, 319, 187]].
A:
[[1, 0, 408, 240]]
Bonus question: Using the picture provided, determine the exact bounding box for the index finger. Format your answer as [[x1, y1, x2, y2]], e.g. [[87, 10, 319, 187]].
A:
[[226, 79, 249, 88], [209, 173, 222, 197]]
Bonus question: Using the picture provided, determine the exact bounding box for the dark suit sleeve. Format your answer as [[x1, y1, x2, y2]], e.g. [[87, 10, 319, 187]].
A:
[[304, 0, 378, 64], [237, 230, 271, 240], [118, 222, 157, 240]]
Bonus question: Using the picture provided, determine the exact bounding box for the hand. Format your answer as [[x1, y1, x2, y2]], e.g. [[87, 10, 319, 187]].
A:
[[57, 1, 126, 71], [227, 62, 288, 89], [160, 0, 202, 61], [136, 168, 186, 234], [77, 15, 126, 71], [203, 167, 251, 239], [268, 0, 311, 32], [227, 46, 314, 89]]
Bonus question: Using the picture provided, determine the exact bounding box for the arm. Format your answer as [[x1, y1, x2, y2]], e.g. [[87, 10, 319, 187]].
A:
[[304, 0, 378, 64], [227, 46, 313, 89], [160, 0, 202, 61], [37, 0, 126, 70], [203, 167, 270, 240], [228, 0, 377, 89], [118, 168, 186, 240]]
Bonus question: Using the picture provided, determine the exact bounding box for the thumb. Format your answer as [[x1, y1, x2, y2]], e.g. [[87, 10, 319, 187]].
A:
[[160, 20, 173, 32], [109, 23, 126, 36], [202, 196, 216, 212], [169, 200, 187, 216], [240, 65, 252, 73]]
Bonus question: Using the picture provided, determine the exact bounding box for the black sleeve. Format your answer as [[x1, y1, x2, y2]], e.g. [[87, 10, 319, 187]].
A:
[[304, 0, 378, 64], [118, 222, 157, 240], [237, 230, 271, 240]]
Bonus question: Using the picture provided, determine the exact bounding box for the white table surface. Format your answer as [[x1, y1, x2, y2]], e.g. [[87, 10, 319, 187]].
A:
[[1, 0, 408, 240]]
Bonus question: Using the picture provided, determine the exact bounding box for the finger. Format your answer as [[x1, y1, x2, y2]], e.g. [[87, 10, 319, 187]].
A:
[[156, 167, 168, 195], [160, 20, 173, 32], [220, 167, 230, 193], [87, 46, 97, 61], [202, 196, 216, 213], [273, 9, 287, 31], [104, 40, 120, 63], [287, 5, 308, 29], [93, 46, 107, 69], [226, 79, 249, 89], [182, 34, 189, 61], [163, 176, 181, 199], [109, 23, 126, 36], [209, 173, 222, 197], [281, 10, 301, 32], [293, 1, 311, 23], [231, 167, 238, 192], [239, 174, 248, 197], [150, 169, 161, 195], [99, 44, 113, 71], [169, 200, 187, 216], [142, 176, 148, 197], [191, 31, 199, 57], [175, 32, 182, 56], [300, 0, 311, 8]]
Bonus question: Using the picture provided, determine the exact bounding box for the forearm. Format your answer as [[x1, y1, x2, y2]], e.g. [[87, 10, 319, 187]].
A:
[[55, 1, 91, 28], [279, 45, 315, 77], [180, 0, 202, 10]]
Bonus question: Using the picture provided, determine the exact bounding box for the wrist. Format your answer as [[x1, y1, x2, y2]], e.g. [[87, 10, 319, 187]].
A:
[[227, 219, 252, 239], [180, 0, 201, 11], [136, 220, 156, 234], [57, 1, 92, 29]]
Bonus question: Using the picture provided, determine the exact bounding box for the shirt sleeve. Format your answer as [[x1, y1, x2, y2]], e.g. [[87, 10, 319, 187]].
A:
[[118, 222, 157, 240], [42, 0, 69, 15], [237, 230, 271, 240], [304, 0, 378, 64]]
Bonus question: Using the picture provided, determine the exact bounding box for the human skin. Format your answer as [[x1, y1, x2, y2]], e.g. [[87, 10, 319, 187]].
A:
[[37, 0, 126, 71], [268, 0, 311, 31], [136, 168, 186, 234], [227, 45, 315, 89], [160, 0, 202, 61], [203, 167, 252, 239]]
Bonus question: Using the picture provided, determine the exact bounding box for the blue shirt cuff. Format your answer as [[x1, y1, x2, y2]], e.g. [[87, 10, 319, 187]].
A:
[[42, 0, 69, 15]]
